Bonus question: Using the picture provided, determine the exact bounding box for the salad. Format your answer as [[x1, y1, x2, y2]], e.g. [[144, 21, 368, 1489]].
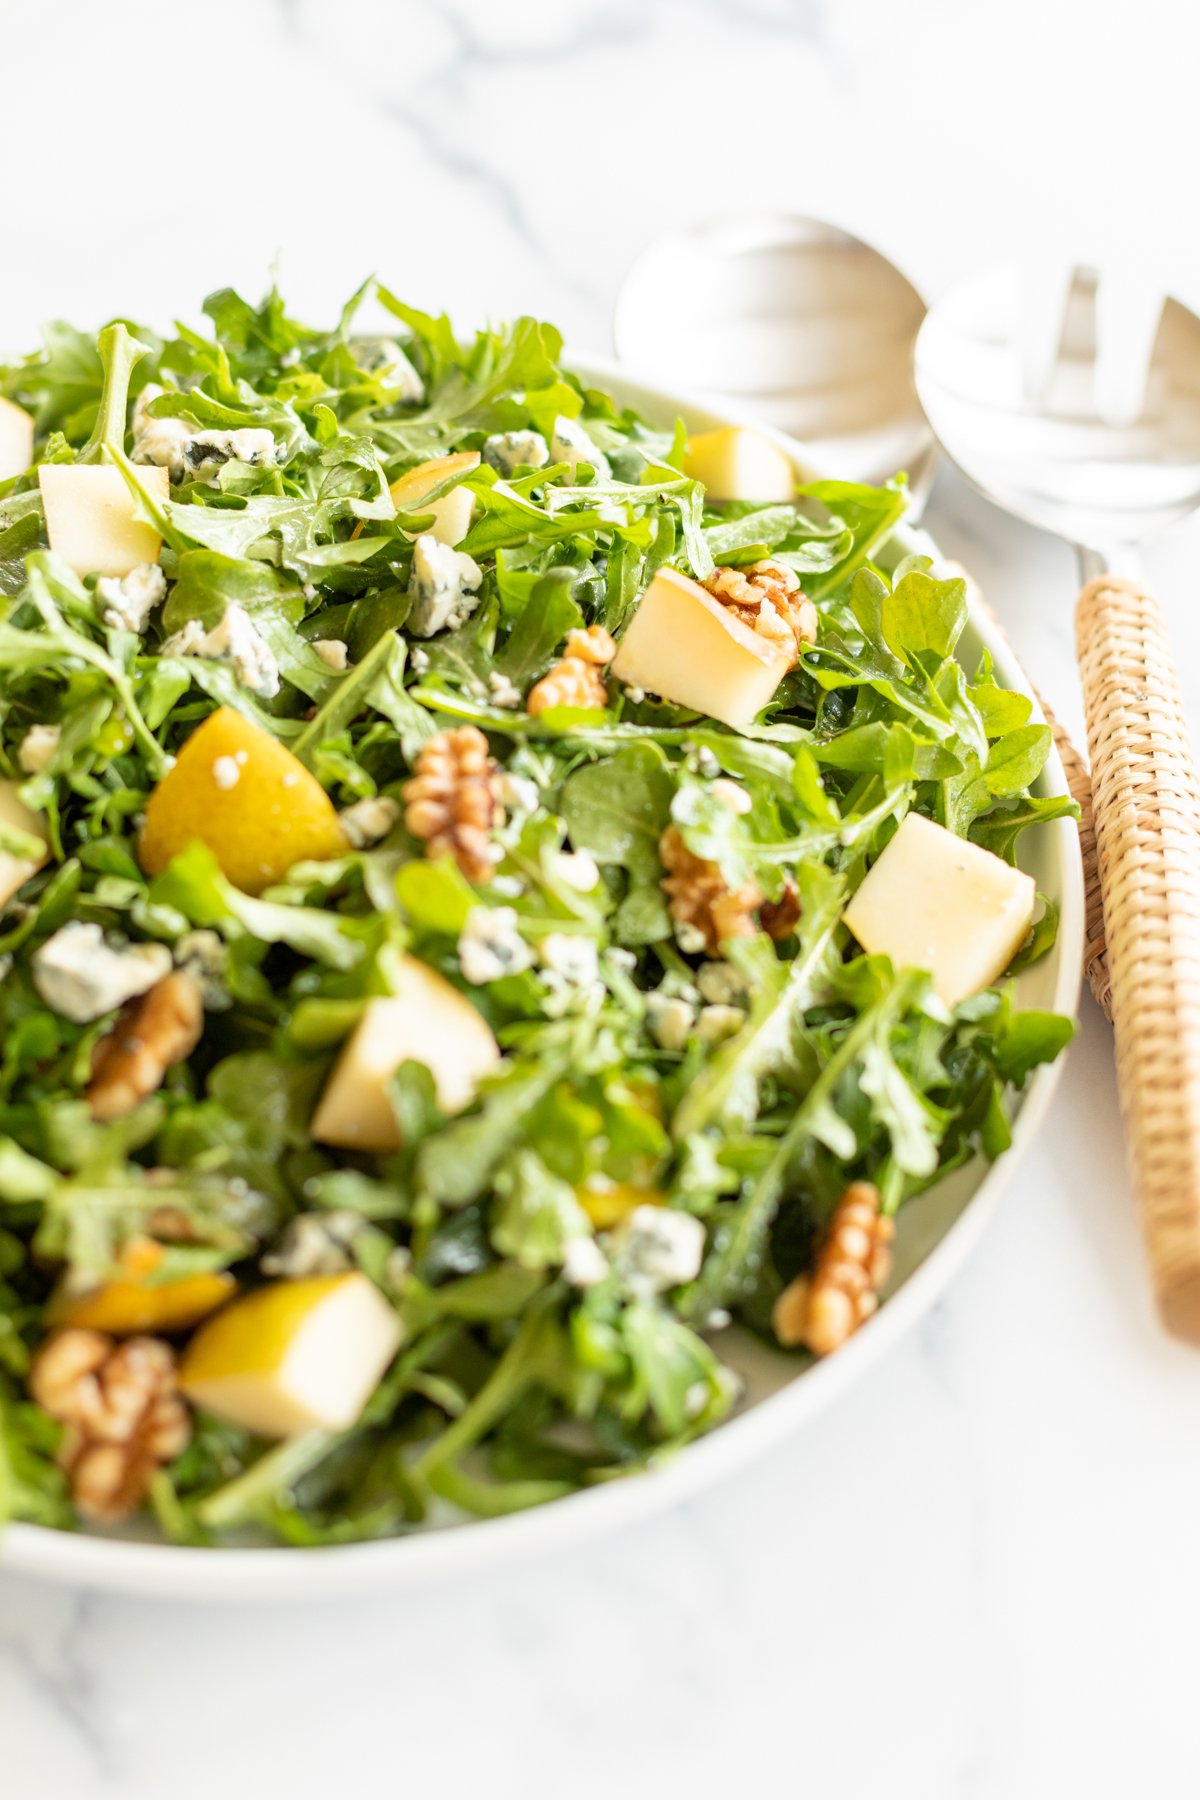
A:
[[0, 282, 1075, 1546]]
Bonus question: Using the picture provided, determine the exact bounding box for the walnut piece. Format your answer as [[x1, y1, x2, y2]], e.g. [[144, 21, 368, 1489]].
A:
[[527, 624, 616, 716], [29, 1329, 191, 1523], [87, 972, 204, 1123], [772, 1181, 894, 1357], [704, 560, 818, 667], [761, 876, 801, 942], [402, 726, 501, 883], [659, 824, 761, 955]]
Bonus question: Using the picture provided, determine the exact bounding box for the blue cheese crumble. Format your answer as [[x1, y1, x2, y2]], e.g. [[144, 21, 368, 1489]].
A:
[[95, 562, 166, 633], [551, 414, 611, 480], [17, 724, 60, 775], [313, 638, 349, 672], [162, 603, 281, 699], [482, 430, 549, 476], [610, 1205, 706, 1297], [32, 922, 172, 1023], [349, 337, 425, 403], [339, 796, 400, 849], [131, 385, 277, 482], [458, 906, 535, 986], [537, 932, 603, 1017], [407, 534, 484, 637]]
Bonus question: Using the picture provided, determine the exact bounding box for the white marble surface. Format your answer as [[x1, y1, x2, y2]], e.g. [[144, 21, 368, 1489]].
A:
[[3, 1, 1200, 1793]]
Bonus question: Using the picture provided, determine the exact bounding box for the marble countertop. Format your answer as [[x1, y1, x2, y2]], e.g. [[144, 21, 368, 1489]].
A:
[[3, 2, 1200, 1794]]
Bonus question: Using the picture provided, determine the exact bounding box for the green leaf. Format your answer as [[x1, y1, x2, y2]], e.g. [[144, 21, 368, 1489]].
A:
[[858, 1038, 943, 1177], [494, 570, 583, 685], [880, 570, 968, 663], [560, 745, 673, 945], [148, 842, 365, 969], [970, 792, 1080, 864], [416, 1049, 570, 1208], [621, 1301, 732, 1436], [491, 1151, 593, 1271], [395, 858, 477, 937], [983, 724, 1052, 798]]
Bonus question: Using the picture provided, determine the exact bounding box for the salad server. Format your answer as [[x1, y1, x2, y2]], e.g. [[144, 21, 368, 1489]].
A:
[[614, 212, 932, 494], [915, 264, 1200, 1344]]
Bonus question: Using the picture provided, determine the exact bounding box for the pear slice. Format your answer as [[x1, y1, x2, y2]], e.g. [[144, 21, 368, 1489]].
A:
[[312, 958, 500, 1153], [0, 397, 34, 482], [48, 1237, 235, 1336], [39, 463, 169, 577], [682, 427, 794, 502], [138, 707, 348, 895], [179, 1273, 402, 1438], [389, 451, 480, 546]]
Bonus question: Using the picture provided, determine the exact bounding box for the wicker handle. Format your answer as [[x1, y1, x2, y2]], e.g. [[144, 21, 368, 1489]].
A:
[[1036, 700, 1111, 1020], [1076, 575, 1200, 1342]]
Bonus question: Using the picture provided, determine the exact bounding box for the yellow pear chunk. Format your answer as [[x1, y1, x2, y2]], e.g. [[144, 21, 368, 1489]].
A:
[[389, 451, 479, 546], [48, 1236, 235, 1336], [312, 958, 500, 1153], [682, 427, 795, 502], [576, 1183, 664, 1230], [138, 707, 348, 895], [39, 462, 169, 577], [180, 1273, 402, 1438], [0, 779, 49, 909], [611, 565, 792, 729], [843, 812, 1037, 1008], [0, 397, 34, 482]]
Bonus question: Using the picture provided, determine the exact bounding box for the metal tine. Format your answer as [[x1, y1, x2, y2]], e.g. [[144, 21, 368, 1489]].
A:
[[1093, 269, 1165, 429]]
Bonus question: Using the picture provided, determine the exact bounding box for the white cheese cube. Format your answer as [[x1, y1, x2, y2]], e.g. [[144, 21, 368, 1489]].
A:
[[843, 812, 1037, 1008], [0, 779, 48, 909], [682, 427, 795, 502], [39, 463, 169, 577], [0, 397, 34, 482], [311, 956, 500, 1153], [611, 565, 791, 728], [390, 451, 479, 547]]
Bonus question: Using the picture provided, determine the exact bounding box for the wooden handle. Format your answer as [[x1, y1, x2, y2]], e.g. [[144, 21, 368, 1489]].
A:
[[1076, 575, 1200, 1342]]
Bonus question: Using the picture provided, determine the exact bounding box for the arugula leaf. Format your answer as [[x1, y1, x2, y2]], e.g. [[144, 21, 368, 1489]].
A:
[[560, 744, 673, 944]]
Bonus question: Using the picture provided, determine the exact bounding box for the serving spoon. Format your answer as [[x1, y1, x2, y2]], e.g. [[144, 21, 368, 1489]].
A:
[[916, 265, 1200, 1344], [614, 212, 932, 495]]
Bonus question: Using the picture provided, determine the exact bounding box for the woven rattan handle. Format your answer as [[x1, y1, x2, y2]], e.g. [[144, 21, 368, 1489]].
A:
[[1076, 575, 1200, 1342]]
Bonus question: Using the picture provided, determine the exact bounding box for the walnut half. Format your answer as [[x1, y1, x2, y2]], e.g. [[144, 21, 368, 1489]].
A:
[[29, 1329, 191, 1523], [87, 971, 204, 1123], [527, 624, 616, 716], [402, 726, 502, 883], [772, 1181, 894, 1356], [704, 560, 818, 667], [659, 825, 761, 956]]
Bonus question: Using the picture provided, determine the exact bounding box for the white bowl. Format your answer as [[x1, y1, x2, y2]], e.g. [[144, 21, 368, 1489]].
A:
[[1, 360, 1084, 1598]]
